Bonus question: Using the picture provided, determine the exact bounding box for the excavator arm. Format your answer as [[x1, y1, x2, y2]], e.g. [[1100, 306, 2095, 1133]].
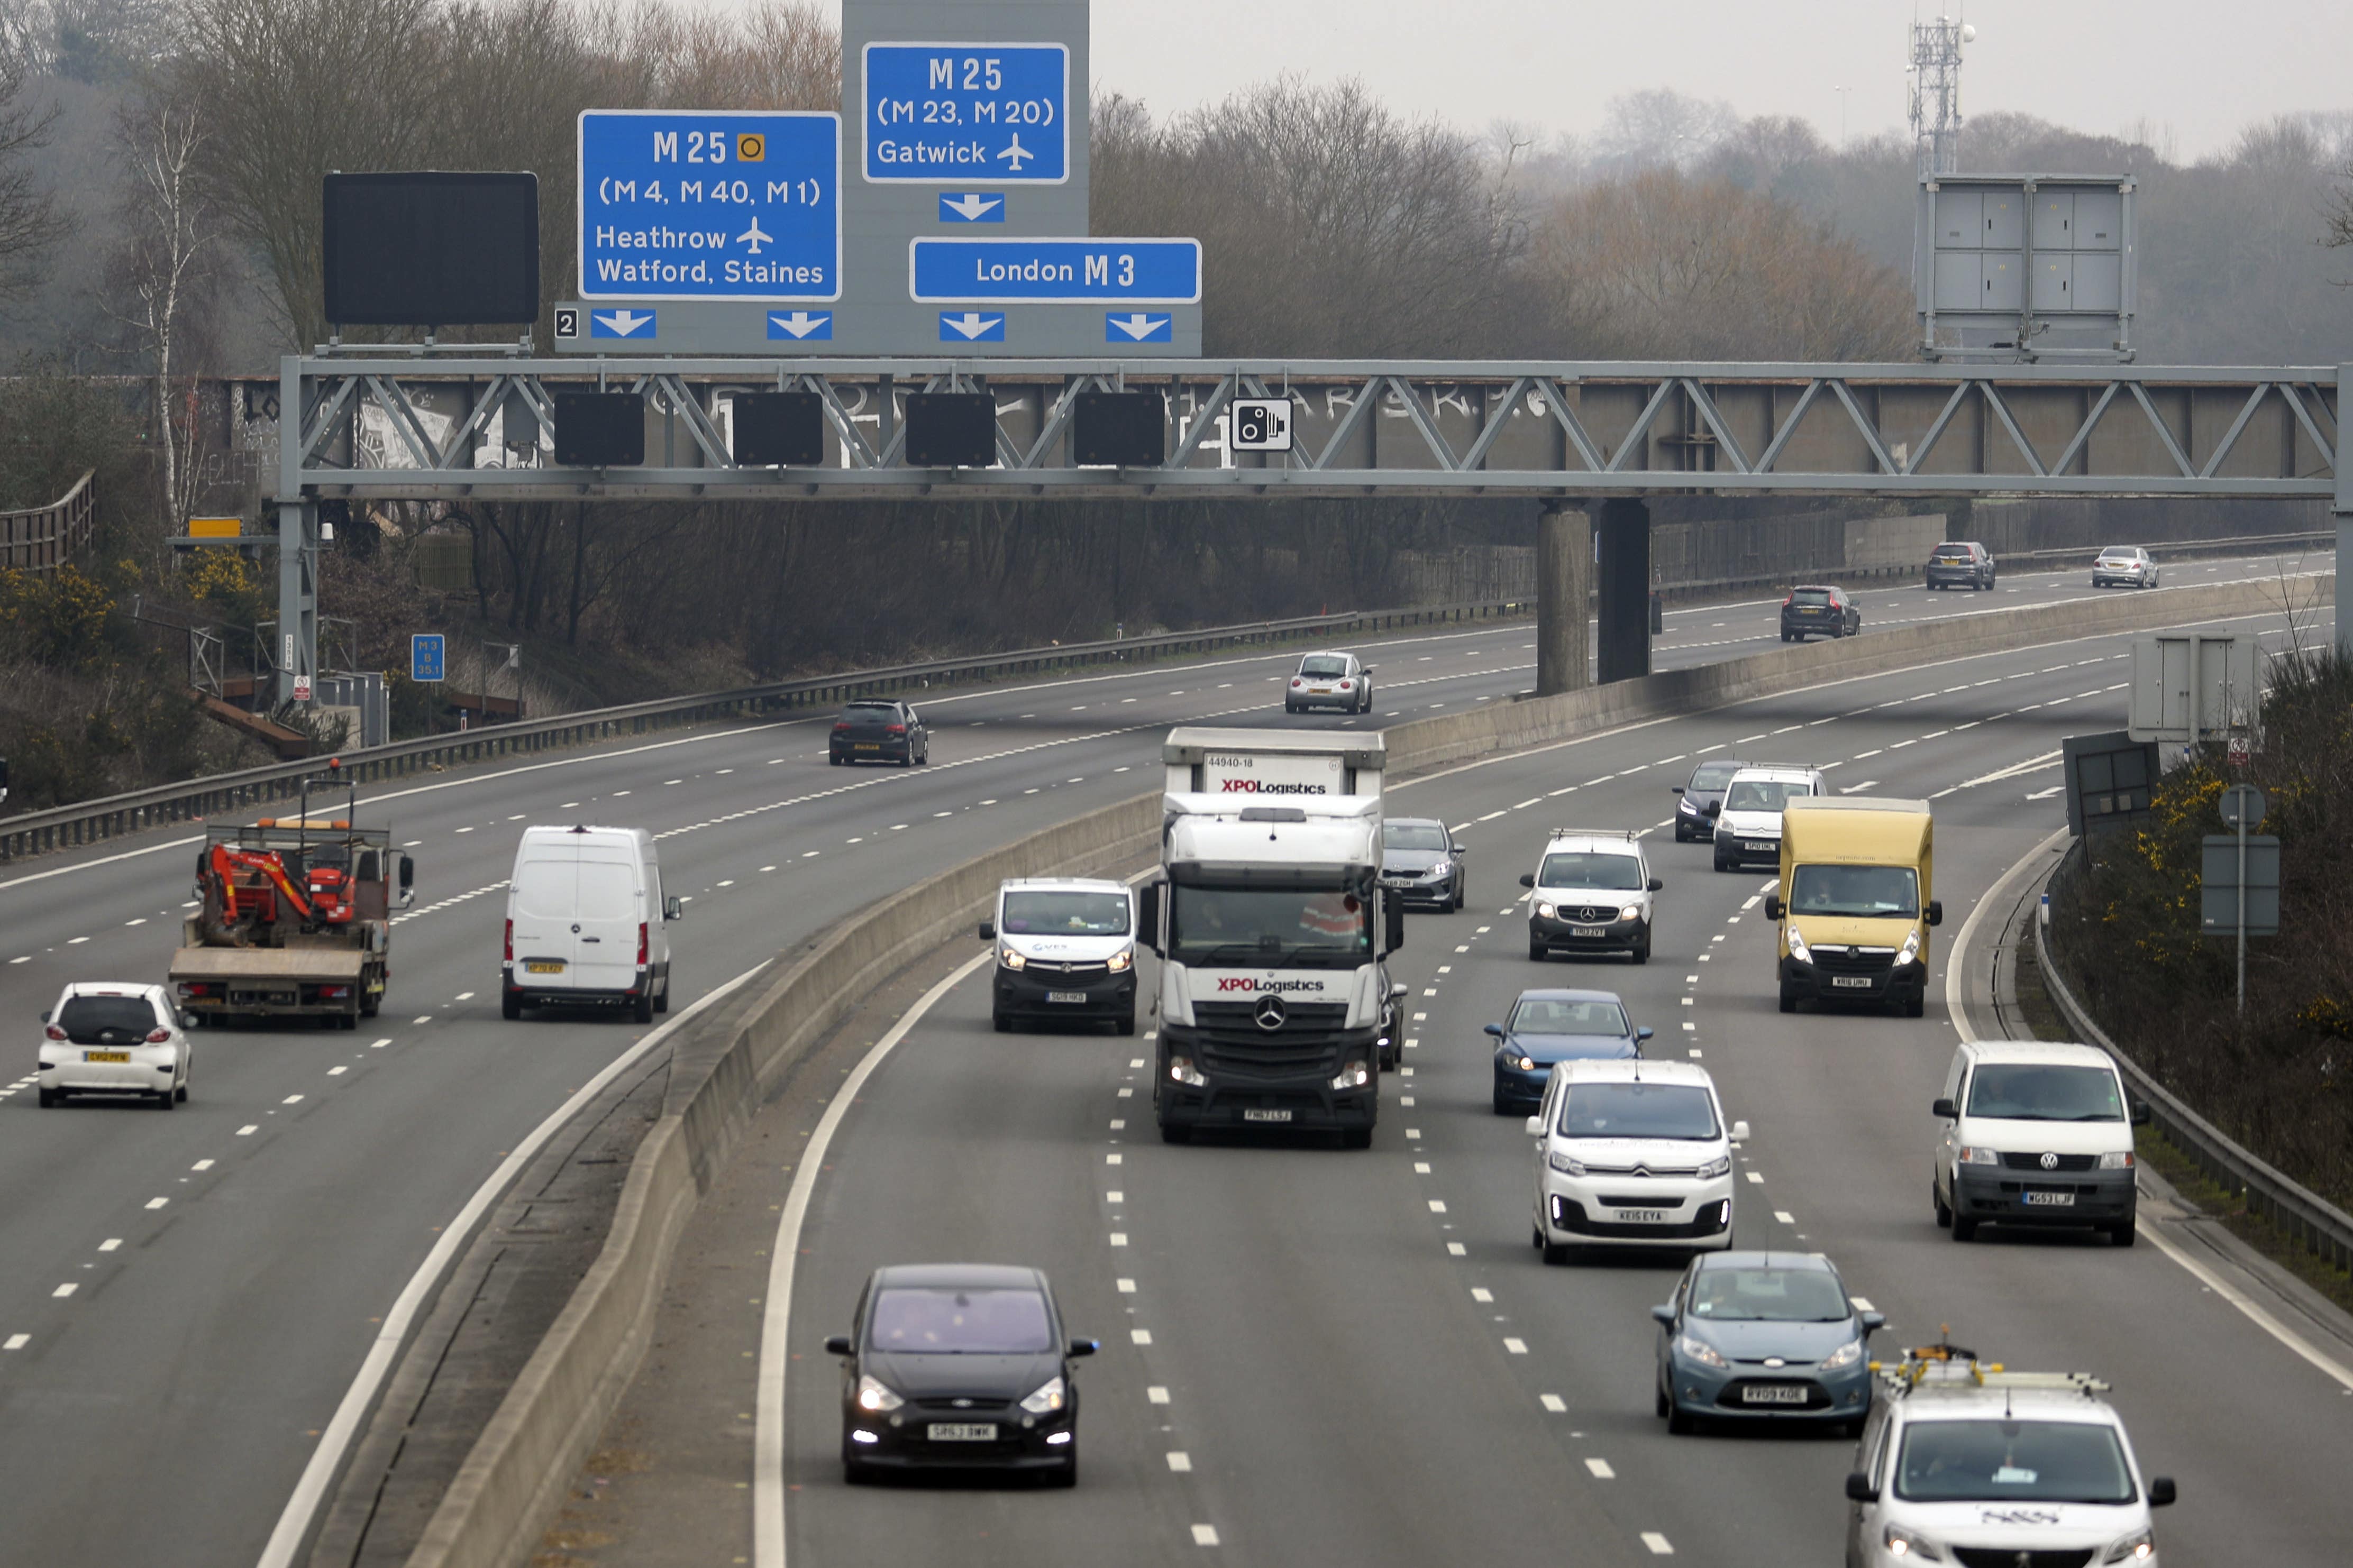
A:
[[206, 842, 317, 925]]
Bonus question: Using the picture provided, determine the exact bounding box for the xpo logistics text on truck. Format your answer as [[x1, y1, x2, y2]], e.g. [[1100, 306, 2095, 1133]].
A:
[[1765, 796, 1940, 1017], [1138, 728, 1405, 1147]]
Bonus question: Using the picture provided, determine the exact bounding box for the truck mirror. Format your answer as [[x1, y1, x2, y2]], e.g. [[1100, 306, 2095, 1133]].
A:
[[664, 895, 683, 922], [1860, 1312, 1886, 1333], [1729, 1120, 1750, 1142], [1136, 889, 1161, 953], [2148, 1477, 2177, 1508], [1931, 1097, 1957, 1119], [1384, 896, 1406, 956], [1926, 900, 1943, 927], [823, 1334, 853, 1358], [398, 855, 416, 908], [1650, 1304, 1676, 1325], [2130, 1100, 2151, 1127], [978, 921, 996, 941], [1844, 1472, 1878, 1503], [1518, 873, 1535, 888], [1647, 878, 1663, 893], [181, 1012, 200, 1030], [1524, 1116, 1544, 1137], [1764, 894, 1784, 920]]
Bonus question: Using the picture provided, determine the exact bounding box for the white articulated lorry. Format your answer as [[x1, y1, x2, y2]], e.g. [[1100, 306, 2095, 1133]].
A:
[[1137, 728, 1405, 1148]]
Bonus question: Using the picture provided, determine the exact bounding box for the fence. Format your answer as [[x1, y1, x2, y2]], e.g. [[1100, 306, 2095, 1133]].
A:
[[0, 469, 94, 574]]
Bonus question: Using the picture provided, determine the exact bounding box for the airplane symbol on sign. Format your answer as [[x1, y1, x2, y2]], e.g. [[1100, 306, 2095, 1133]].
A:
[[999, 133, 1034, 172], [736, 217, 774, 255]]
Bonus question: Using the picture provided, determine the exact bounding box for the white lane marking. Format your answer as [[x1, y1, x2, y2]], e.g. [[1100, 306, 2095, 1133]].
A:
[[1415, 1162, 1432, 1174], [369, 1038, 391, 1050], [1118, 1279, 1136, 1292], [1428, 1200, 1447, 1213], [1107, 1191, 1123, 1203], [752, 951, 989, 1568], [98, 1239, 121, 1252], [282, 1095, 304, 1105], [1850, 1296, 1875, 1312], [145, 1198, 167, 1210], [1132, 1328, 1153, 1345], [1472, 1288, 1493, 1303], [1540, 1393, 1567, 1412], [1643, 1532, 1675, 1554], [259, 961, 768, 1568], [1110, 1233, 1129, 1248], [1774, 1211, 1796, 1223], [1107, 1153, 1123, 1166], [3, 1334, 26, 1350], [1191, 1525, 1220, 1547], [1167, 1451, 1193, 1471], [1585, 1457, 1615, 1479], [51, 1283, 76, 1298], [191, 1159, 214, 1172], [1746, 1172, 1765, 1184], [327, 1066, 348, 1076], [1149, 1386, 1171, 1404], [1447, 1242, 1466, 1256], [1503, 1337, 1529, 1354]]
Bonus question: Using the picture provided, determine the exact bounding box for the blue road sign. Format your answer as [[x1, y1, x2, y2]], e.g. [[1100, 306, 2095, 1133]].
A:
[[938, 191, 1006, 223], [767, 309, 832, 341], [590, 307, 656, 338], [579, 110, 841, 301], [863, 43, 1068, 184], [910, 237, 1202, 304], [411, 634, 446, 683], [938, 311, 1007, 342], [1106, 311, 1172, 343]]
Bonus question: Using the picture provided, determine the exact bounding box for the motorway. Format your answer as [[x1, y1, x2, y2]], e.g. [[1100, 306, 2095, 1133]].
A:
[[0, 545, 2332, 1567]]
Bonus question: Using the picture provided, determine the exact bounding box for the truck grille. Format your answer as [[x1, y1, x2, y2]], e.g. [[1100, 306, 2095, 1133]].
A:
[[1810, 947, 1896, 977], [1196, 1039, 1343, 1080], [1192, 1001, 1351, 1032], [2000, 1151, 2099, 1172]]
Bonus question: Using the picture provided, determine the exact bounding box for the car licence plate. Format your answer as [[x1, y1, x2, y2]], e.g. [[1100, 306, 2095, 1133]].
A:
[[1045, 990, 1088, 1004], [1243, 1108, 1292, 1123], [1830, 976, 1873, 989], [1741, 1384, 1811, 1405], [1744, 841, 1773, 851], [929, 1423, 997, 1442], [1572, 925, 1608, 939], [83, 1050, 130, 1063], [524, 960, 565, 975], [2023, 1190, 2076, 1206], [1611, 1208, 1672, 1223], [854, 742, 879, 750]]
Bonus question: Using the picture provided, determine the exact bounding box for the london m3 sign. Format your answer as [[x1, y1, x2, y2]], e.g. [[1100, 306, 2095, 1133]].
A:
[[862, 42, 1069, 183], [578, 109, 841, 301]]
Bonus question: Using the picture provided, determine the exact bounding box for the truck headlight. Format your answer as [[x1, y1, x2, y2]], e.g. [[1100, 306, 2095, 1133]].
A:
[[1535, 902, 1556, 919], [2103, 1527, 2154, 1563], [2099, 1149, 2136, 1169], [854, 1374, 904, 1413], [1019, 1376, 1066, 1415], [1331, 1060, 1370, 1090], [1958, 1145, 1999, 1165], [1169, 1055, 1206, 1087], [998, 947, 1026, 970], [1785, 926, 1810, 964], [1107, 949, 1132, 973], [1898, 928, 1922, 966]]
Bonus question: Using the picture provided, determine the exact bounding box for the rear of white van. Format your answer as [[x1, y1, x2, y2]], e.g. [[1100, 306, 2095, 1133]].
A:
[[503, 827, 674, 1021]]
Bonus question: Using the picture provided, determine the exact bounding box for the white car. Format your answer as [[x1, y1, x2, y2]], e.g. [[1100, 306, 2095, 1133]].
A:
[[1284, 652, 1374, 714], [1711, 765, 1827, 873], [1521, 829, 1661, 964], [2091, 546, 2160, 589], [1846, 1352, 2176, 1566], [1525, 1058, 1746, 1262], [39, 983, 195, 1109]]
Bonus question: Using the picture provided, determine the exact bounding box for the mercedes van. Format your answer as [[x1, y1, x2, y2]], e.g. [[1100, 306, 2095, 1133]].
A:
[[503, 825, 681, 1023], [1767, 797, 1939, 1017]]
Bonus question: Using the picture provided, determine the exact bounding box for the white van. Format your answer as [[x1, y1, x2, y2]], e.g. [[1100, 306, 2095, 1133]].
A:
[[978, 877, 1138, 1034], [1933, 1040, 2147, 1245], [503, 826, 681, 1023]]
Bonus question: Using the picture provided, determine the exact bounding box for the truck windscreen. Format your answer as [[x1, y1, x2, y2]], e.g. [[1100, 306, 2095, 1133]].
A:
[[1168, 884, 1373, 967], [1787, 864, 1919, 919]]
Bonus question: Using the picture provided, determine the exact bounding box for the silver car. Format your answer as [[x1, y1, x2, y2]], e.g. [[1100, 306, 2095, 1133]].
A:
[[2091, 546, 2159, 589]]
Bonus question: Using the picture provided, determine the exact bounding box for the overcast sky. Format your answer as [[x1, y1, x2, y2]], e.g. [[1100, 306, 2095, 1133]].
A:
[[1059, 0, 2347, 162]]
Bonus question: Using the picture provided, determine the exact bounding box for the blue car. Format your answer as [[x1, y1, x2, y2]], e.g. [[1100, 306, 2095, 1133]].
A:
[[1650, 1251, 1884, 1437], [1487, 988, 1649, 1114]]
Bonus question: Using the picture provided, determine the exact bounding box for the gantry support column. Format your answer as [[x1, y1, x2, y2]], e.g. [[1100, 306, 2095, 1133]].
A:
[[276, 499, 317, 708], [1536, 503, 1592, 696], [1595, 498, 1652, 685], [2338, 364, 2350, 657]]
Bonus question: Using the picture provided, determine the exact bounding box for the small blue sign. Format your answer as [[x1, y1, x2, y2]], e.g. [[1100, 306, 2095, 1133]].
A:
[[578, 109, 841, 301], [410, 634, 446, 683], [1106, 311, 1173, 343], [768, 310, 832, 341], [911, 237, 1202, 304], [590, 307, 657, 338], [864, 43, 1069, 184], [938, 311, 1006, 343], [938, 191, 1006, 223]]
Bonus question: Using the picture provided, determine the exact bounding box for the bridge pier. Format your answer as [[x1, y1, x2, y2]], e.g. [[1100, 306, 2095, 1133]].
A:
[[1595, 498, 1652, 684], [277, 500, 318, 709], [1536, 504, 1591, 696]]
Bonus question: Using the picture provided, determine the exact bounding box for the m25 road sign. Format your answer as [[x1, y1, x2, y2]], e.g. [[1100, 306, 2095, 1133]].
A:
[[578, 110, 841, 300], [910, 237, 1201, 304], [863, 43, 1068, 183]]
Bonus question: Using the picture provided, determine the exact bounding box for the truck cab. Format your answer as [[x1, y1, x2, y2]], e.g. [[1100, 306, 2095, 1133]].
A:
[[1766, 797, 1940, 1017]]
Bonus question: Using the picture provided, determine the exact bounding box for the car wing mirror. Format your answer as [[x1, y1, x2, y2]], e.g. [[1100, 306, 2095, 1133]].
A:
[[664, 895, 683, 922], [1647, 877, 1663, 893], [1860, 1311, 1887, 1333], [1391, 982, 1409, 1000], [39, 1010, 50, 1023], [1932, 1097, 1957, 1119], [1650, 1304, 1676, 1326], [2131, 1100, 2152, 1127], [823, 1334, 853, 1357], [1524, 1115, 1544, 1137], [1704, 800, 1721, 817], [1518, 873, 1535, 888], [2148, 1477, 2176, 1507], [1068, 1337, 1099, 1358], [1671, 785, 1685, 795], [1845, 1472, 1879, 1503], [1926, 900, 1944, 928], [1636, 1027, 1654, 1041], [1484, 1023, 1505, 1038], [978, 921, 996, 941], [1729, 1120, 1750, 1142]]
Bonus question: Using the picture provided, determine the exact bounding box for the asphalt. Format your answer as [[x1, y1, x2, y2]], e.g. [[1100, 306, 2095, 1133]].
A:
[[0, 544, 2331, 1567]]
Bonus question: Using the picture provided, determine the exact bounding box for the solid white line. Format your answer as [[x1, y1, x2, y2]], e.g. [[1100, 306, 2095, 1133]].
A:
[[253, 960, 767, 1568], [754, 950, 992, 1568]]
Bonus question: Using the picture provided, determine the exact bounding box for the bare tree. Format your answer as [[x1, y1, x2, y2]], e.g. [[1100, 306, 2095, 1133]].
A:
[[1595, 88, 1738, 173], [0, 43, 63, 299], [106, 98, 216, 531]]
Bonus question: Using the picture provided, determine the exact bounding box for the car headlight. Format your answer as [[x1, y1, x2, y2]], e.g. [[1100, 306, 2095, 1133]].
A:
[[1819, 1337, 1865, 1371], [998, 946, 1026, 970], [1535, 901, 1556, 919], [1509, 1054, 1537, 1072], [1107, 948, 1132, 973], [1019, 1376, 1067, 1415], [1695, 1153, 1732, 1180], [1884, 1524, 1943, 1560], [1785, 925, 1810, 964], [1959, 1145, 1999, 1166], [1331, 1060, 1371, 1090], [1897, 928, 1922, 966], [1169, 1054, 1207, 1087], [1425, 860, 1452, 878], [1547, 1149, 1585, 1176], [2099, 1149, 2136, 1169], [854, 1374, 904, 1413], [2103, 1527, 2155, 1563], [1676, 1333, 1728, 1369]]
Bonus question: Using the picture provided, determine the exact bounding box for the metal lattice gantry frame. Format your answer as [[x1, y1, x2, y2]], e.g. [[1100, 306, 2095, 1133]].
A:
[[268, 353, 2351, 700]]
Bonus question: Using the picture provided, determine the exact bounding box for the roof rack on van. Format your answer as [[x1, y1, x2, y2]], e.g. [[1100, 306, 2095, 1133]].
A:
[[1868, 1328, 2109, 1397], [1547, 828, 1640, 842]]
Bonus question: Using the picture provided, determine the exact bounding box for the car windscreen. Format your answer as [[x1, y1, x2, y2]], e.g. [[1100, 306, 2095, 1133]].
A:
[[57, 996, 163, 1044], [1001, 891, 1130, 936], [1689, 763, 1741, 791], [1168, 883, 1373, 966], [1723, 779, 1811, 813], [1509, 998, 1628, 1036], [1895, 1419, 2136, 1505], [1966, 1063, 2126, 1122], [868, 1287, 1054, 1354], [1384, 823, 1448, 851], [1791, 589, 1833, 604], [1298, 656, 1349, 676], [1689, 1268, 1850, 1322], [1789, 864, 1919, 919], [1555, 1081, 1718, 1140], [1537, 851, 1642, 891]]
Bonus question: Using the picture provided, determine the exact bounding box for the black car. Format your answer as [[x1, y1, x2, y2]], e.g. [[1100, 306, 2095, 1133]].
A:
[[1924, 540, 1996, 591], [826, 1263, 1097, 1486], [1779, 585, 1860, 641], [1671, 758, 1749, 842], [1380, 817, 1466, 910], [829, 699, 929, 766]]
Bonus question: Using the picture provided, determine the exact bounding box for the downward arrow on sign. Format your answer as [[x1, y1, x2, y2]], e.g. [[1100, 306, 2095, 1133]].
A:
[[770, 311, 829, 339], [594, 309, 654, 336], [942, 312, 1004, 340], [1108, 313, 1169, 341], [941, 194, 1001, 221]]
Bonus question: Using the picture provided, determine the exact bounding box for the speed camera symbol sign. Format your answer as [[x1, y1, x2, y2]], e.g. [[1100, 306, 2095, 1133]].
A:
[[1231, 397, 1293, 452]]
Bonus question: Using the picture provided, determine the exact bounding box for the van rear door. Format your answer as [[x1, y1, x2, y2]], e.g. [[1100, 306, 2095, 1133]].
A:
[[511, 853, 581, 984], [571, 854, 642, 993]]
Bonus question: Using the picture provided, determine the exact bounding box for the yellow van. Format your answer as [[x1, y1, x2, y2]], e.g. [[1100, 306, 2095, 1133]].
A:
[[1764, 798, 1941, 1017]]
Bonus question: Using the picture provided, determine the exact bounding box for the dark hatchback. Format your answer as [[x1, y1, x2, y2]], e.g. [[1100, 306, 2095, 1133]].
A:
[[1779, 585, 1860, 641], [827, 1263, 1097, 1486], [1924, 540, 1996, 591], [1671, 758, 1750, 842], [1488, 988, 1649, 1113], [1381, 817, 1466, 910], [829, 700, 930, 767]]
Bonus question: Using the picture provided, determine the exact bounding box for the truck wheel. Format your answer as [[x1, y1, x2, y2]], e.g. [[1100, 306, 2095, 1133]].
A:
[[2107, 1216, 2137, 1248], [632, 992, 654, 1024], [502, 991, 522, 1021], [1159, 1122, 1192, 1145], [1527, 938, 1545, 962], [1950, 1214, 1978, 1243], [1631, 931, 1651, 965], [1777, 984, 1798, 1014], [1904, 993, 1926, 1019], [655, 977, 671, 1014], [1541, 1242, 1571, 1267]]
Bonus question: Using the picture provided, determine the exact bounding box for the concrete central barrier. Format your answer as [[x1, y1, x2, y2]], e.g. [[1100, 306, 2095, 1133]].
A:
[[402, 569, 2328, 1568]]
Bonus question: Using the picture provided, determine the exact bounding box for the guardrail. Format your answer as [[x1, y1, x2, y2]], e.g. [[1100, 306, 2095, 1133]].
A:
[[0, 597, 1532, 861], [0, 469, 94, 574], [2037, 839, 2353, 1276]]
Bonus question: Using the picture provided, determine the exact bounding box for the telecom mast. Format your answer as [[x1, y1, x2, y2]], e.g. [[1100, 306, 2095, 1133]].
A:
[[1908, 14, 1973, 177]]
